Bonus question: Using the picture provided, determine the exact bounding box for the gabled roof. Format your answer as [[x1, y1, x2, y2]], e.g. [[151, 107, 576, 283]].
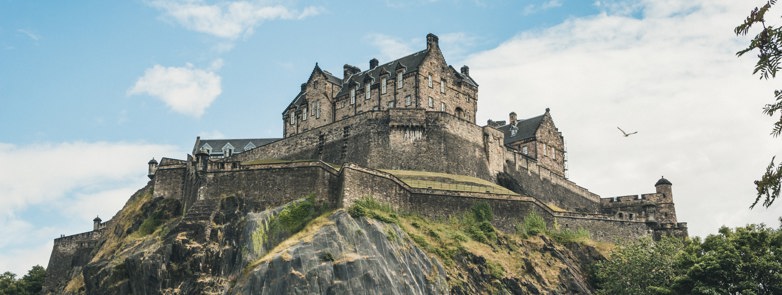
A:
[[284, 64, 344, 113], [195, 138, 280, 156], [335, 49, 429, 97], [449, 65, 478, 88], [496, 114, 546, 144]]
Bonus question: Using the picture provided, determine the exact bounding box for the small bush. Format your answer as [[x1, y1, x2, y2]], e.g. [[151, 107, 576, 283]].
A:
[[517, 211, 547, 237], [138, 212, 163, 236], [319, 252, 334, 262], [553, 228, 591, 243]]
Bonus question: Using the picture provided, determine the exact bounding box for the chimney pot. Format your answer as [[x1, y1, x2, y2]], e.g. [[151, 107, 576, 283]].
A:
[[426, 33, 439, 50], [461, 65, 470, 76], [370, 58, 379, 69]]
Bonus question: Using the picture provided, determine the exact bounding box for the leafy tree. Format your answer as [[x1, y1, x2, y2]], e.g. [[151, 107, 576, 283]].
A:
[[593, 237, 685, 295], [735, 1, 782, 208], [19, 265, 45, 294], [0, 265, 46, 295], [671, 225, 782, 294]]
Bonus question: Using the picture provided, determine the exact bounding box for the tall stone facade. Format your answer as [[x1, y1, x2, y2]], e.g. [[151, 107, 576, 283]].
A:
[[283, 33, 478, 138]]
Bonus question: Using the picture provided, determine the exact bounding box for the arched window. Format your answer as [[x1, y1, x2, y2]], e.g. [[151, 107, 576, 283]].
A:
[[455, 107, 464, 118]]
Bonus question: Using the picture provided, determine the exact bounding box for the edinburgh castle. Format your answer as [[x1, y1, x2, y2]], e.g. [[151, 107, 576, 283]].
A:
[[43, 33, 687, 293]]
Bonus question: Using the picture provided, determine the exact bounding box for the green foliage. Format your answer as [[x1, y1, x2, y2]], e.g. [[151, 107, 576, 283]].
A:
[[596, 224, 782, 295], [0, 265, 46, 295], [517, 211, 547, 237], [459, 203, 497, 244], [671, 224, 782, 294], [263, 195, 323, 246], [594, 237, 684, 295], [736, 1, 782, 208], [485, 260, 506, 280], [347, 197, 398, 223], [138, 212, 163, 236]]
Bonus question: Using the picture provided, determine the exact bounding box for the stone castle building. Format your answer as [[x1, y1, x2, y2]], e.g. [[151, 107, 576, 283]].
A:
[[44, 33, 687, 292]]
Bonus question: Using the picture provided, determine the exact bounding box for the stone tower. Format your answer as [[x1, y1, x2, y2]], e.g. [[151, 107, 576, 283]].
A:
[[654, 176, 678, 224]]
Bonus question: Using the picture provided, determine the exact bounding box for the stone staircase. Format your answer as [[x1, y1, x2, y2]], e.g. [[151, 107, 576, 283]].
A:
[[174, 198, 220, 241]]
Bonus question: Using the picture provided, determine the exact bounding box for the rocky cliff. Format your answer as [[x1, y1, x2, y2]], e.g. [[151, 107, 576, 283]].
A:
[[46, 184, 605, 294]]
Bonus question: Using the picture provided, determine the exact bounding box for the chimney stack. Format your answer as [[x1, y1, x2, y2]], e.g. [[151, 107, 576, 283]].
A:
[[370, 58, 379, 69], [343, 64, 361, 79], [426, 33, 439, 51], [509, 112, 517, 125], [300, 83, 307, 92], [461, 65, 470, 76]]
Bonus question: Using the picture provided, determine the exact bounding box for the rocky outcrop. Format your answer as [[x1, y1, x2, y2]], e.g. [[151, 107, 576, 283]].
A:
[[230, 210, 447, 294], [47, 193, 603, 294]]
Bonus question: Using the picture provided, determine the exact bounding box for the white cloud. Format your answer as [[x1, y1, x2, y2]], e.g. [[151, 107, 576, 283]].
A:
[[0, 141, 181, 275], [16, 29, 40, 41], [365, 33, 415, 62], [147, 0, 323, 39], [469, 0, 782, 238], [128, 62, 222, 117], [523, 0, 562, 15]]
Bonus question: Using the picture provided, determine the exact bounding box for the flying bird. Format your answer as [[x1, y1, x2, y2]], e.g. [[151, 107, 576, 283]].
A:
[[617, 126, 638, 137]]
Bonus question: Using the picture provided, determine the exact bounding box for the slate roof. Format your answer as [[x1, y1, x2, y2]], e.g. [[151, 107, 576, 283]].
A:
[[195, 138, 280, 156], [496, 114, 546, 145], [655, 177, 672, 186], [335, 49, 430, 98]]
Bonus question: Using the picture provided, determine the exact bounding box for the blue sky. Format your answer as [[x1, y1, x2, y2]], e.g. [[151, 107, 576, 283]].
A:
[[1, 0, 780, 275]]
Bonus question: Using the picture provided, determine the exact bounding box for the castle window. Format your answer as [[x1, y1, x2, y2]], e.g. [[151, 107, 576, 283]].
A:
[[405, 95, 412, 106], [397, 72, 403, 88], [365, 83, 371, 100], [350, 88, 356, 104], [289, 112, 295, 125], [440, 102, 446, 112], [381, 77, 387, 94], [222, 143, 235, 157], [315, 100, 321, 119], [428, 74, 433, 88], [522, 146, 528, 155], [543, 143, 547, 156], [428, 96, 434, 108], [440, 79, 446, 93], [302, 106, 307, 121], [552, 148, 556, 160], [387, 100, 395, 108]]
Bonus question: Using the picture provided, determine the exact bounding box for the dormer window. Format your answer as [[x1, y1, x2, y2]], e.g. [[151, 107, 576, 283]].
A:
[[315, 100, 321, 118], [510, 125, 518, 137], [350, 88, 356, 104], [201, 143, 213, 155], [289, 112, 295, 125], [381, 78, 387, 94], [397, 72, 403, 89], [365, 83, 371, 100], [222, 143, 235, 158], [244, 142, 256, 151], [302, 106, 308, 121], [428, 74, 433, 88], [440, 79, 446, 93], [522, 146, 528, 155]]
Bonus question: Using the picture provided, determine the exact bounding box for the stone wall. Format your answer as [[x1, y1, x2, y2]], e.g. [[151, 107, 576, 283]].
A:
[[235, 109, 498, 181], [43, 229, 104, 294], [202, 162, 340, 209], [502, 152, 601, 212], [152, 158, 187, 199]]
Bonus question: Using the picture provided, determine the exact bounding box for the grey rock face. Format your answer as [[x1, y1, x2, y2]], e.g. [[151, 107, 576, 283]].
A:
[[231, 210, 448, 294]]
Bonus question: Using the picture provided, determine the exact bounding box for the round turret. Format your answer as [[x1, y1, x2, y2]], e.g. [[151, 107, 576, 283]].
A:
[[654, 176, 673, 199], [148, 158, 158, 179], [93, 216, 102, 231], [655, 176, 672, 186]]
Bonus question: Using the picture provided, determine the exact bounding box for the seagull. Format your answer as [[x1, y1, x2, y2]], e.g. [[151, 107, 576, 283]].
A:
[[617, 126, 638, 137]]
